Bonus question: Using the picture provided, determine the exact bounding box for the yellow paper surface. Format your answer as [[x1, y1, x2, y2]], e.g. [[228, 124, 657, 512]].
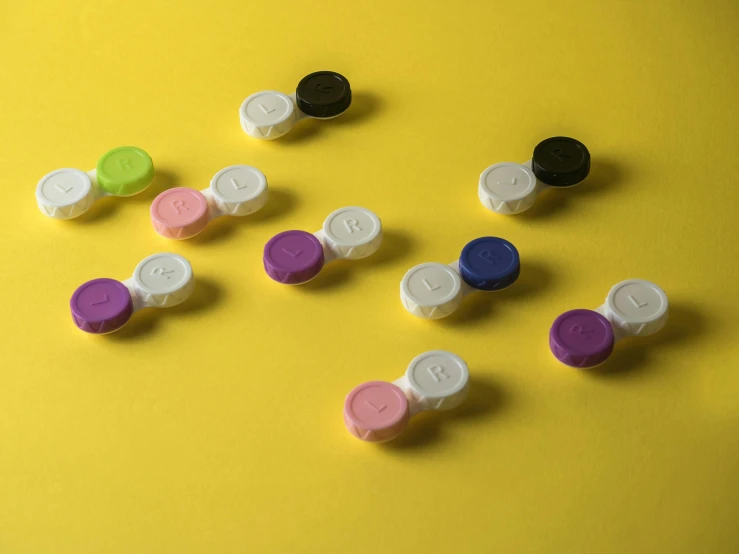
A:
[[1, 1, 738, 552]]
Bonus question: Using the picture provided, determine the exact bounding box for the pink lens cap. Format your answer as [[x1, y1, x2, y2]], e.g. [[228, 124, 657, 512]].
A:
[[263, 230, 324, 284], [549, 309, 615, 368], [150, 187, 210, 239], [70, 278, 133, 334], [344, 381, 410, 442]]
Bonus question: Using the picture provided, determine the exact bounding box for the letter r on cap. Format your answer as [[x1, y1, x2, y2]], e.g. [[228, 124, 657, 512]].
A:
[[344, 218, 361, 233], [118, 158, 133, 170], [428, 365, 449, 383], [171, 200, 187, 214], [478, 250, 498, 264]]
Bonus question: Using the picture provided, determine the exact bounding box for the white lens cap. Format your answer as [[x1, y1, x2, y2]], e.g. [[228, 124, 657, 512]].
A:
[[605, 279, 668, 336], [322, 206, 382, 259], [239, 91, 295, 140], [210, 165, 268, 216], [478, 162, 538, 215], [132, 253, 195, 307], [401, 263, 462, 319], [405, 350, 469, 410], [36, 168, 93, 219]]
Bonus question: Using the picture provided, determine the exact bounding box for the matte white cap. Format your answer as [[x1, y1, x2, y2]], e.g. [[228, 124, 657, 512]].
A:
[[604, 279, 669, 337], [321, 206, 382, 260], [35, 168, 94, 219], [209, 165, 268, 216], [400, 263, 462, 319], [404, 350, 470, 411], [132, 253, 195, 308], [478, 162, 538, 215], [239, 91, 296, 140]]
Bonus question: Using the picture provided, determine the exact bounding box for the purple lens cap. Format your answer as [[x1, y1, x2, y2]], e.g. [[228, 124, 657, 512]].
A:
[[549, 309, 614, 368], [70, 278, 133, 334], [263, 230, 325, 284]]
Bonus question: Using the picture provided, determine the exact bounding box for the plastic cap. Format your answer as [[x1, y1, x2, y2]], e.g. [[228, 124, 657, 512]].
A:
[[400, 262, 462, 319], [478, 162, 538, 214], [605, 279, 669, 337], [322, 206, 382, 259], [132, 253, 195, 308], [532, 137, 590, 187], [459, 237, 520, 291], [70, 278, 133, 334], [36, 168, 93, 219], [295, 71, 352, 118], [150, 187, 210, 239], [96, 146, 154, 196], [550, 309, 615, 368], [263, 230, 325, 284], [405, 351, 470, 411], [209, 165, 268, 216], [239, 91, 295, 140], [344, 381, 410, 442]]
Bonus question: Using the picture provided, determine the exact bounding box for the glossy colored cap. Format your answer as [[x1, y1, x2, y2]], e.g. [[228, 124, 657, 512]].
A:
[[550, 309, 615, 368], [532, 137, 590, 187], [405, 351, 470, 411], [344, 381, 410, 442], [150, 187, 210, 239], [605, 279, 669, 337], [400, 262, 462, 319], [295, 71, 351, 118], [263, 230, 324, 284], [478, 162, 538, 214], [239, 91, 296, 140], [36, 168, 94, 219], [70, 278, 133, 334], [459, 237, 520, 291], [96, 146, 154, 196]]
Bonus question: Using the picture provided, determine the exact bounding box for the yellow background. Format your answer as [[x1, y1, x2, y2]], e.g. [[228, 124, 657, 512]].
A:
[[1, 1, 738, 552]]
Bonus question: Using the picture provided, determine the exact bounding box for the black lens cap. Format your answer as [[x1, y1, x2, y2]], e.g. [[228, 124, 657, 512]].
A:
[[532, 137, 590, 187], [295, 71, 352, 118]]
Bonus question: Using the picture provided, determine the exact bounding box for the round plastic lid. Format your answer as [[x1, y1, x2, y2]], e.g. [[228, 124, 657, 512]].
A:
[[240, 91, 294, 128], [344, 381, 410, 442], [549, 309, 615, 368], [70, 278, 133, 334], [96, 146, 154, 196], [295, 71, 352, 118], [133, 253, 194, 307], [606, 279, 669, 336], [150, 187, 210, 239], [210, 165, 267, 206], [459, 237, 520, 291], [322, 206, 381, 257], [401, 263, 462, 308], [263, 230, 325, 284], [36, 168, 92, 207], [406, 350, 469, 407], [532, 137, 590, 187], [479, 162, 537, 213]]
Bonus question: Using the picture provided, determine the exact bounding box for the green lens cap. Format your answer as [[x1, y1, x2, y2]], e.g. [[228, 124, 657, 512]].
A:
[[96, 146, 154, 196]]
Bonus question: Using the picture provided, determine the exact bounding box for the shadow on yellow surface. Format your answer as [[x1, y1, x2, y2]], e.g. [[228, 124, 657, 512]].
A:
[[519, 159, 627, 220], [438, 260, 555, 325], [108, 277, 224, 341], [384, 375, 508, 450], [279, 91, 384, 145], [299, 229, 415, 292], [187, 188, 300, 245], [587, 303, 706, 378]]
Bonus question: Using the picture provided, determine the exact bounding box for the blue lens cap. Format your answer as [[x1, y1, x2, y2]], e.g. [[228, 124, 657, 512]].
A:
[[459, 237, 520, 291]]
